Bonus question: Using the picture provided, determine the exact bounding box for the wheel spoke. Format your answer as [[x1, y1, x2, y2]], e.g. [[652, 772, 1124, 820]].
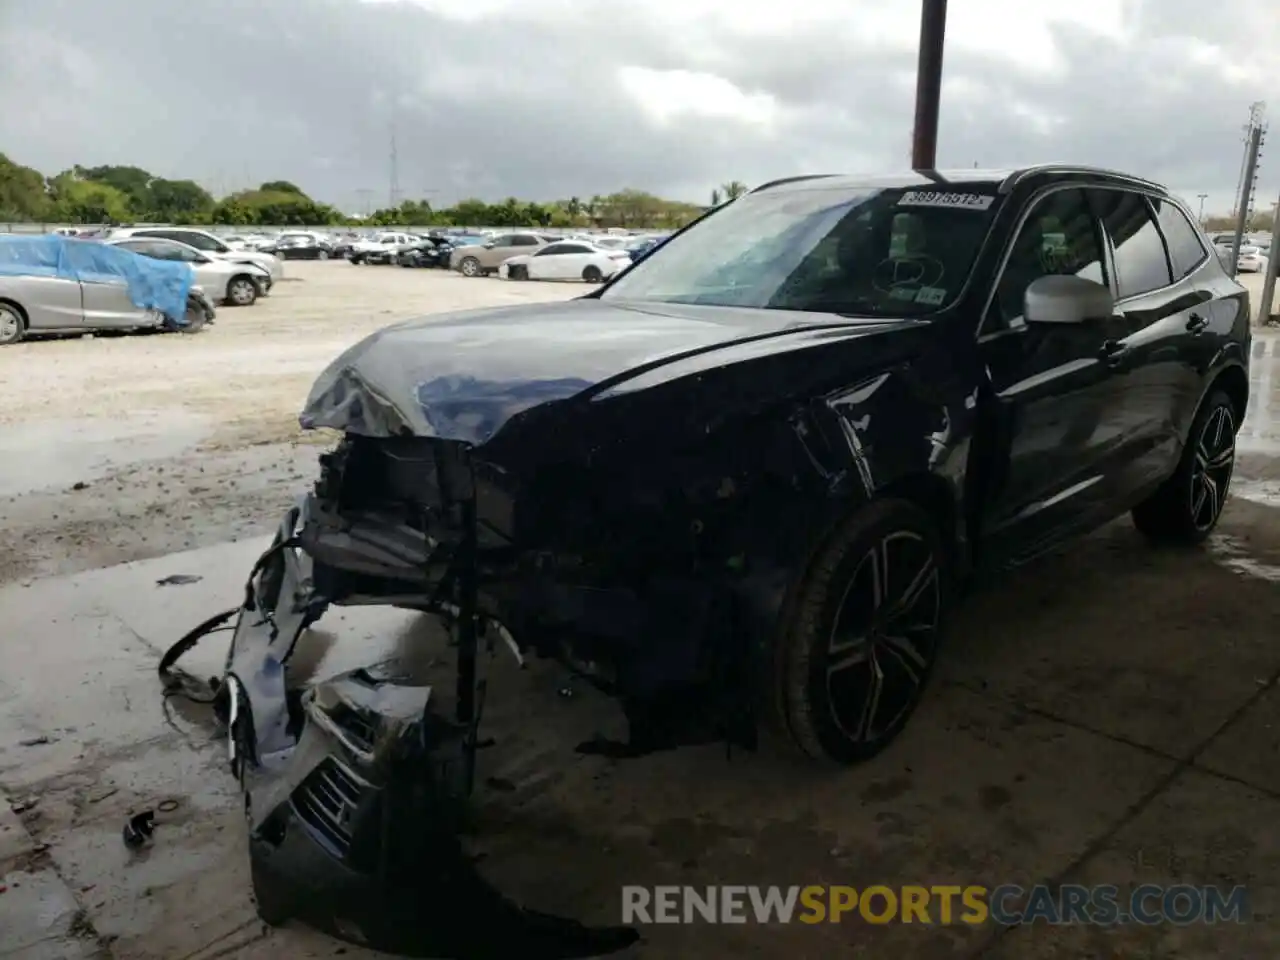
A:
[[878, 632, 926, 686], [890, 556, 938, 619], [1210, 408, 1228, 450], [826, 639, 871, 677], [850, 651, 884, 740], [868, 541, 888, 614], [1207, 443, 1234, 471], [1201, 473, 1220, 522]]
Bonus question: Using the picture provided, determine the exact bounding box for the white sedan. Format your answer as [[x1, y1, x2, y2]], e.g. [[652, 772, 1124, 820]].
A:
[[1237, 245, 1268, 274], [498, 240, 631, 282], [106, 237, 270, 306]]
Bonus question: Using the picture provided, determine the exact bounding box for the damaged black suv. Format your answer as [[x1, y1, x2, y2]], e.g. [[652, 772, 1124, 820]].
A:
[[237, 164, 1249, 770], [207, 165, 1251, 951]]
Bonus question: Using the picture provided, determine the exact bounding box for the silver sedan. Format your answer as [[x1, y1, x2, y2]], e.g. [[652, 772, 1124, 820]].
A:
[[0, 268, 213, 346]]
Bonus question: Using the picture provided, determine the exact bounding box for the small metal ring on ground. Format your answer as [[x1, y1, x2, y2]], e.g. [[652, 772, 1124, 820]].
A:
[[157, 799, 180, 813]]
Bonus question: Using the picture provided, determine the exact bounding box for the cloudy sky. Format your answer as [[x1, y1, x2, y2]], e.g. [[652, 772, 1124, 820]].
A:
[[0, 0, 1275, 214]]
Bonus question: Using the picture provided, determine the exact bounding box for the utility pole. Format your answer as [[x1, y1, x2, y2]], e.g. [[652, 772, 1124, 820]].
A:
[[1196, 194, 1208, 223], [389, 122, 401, 210], [1229, 103, 1266, 272], [1261, 192, 1280, 326], [910, 0, 947, 170]]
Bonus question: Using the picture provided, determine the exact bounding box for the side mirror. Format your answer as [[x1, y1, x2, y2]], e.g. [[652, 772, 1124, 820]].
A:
[[1023, 275, 1114, 325], [482, 242, 495, 249]]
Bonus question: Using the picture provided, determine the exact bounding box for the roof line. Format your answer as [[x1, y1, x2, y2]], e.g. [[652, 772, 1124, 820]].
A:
[[998, 164, 1166, 194], [750, 174, 841, 194]]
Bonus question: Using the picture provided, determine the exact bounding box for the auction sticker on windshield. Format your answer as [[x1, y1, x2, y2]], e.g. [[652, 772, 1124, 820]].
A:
[[898, 191, 995, 210]]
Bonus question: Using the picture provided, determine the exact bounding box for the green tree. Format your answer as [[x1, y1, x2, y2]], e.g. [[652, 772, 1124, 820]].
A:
[[259, 180, 305, 195], [73, 164, 152, 212], [720, 180, 749, 200], [709, 188, 722, 207], [148, 178, 214, 222], [47, 174, 131, 223], [0, 153, 50, 220], [449, 198, 490, 227]]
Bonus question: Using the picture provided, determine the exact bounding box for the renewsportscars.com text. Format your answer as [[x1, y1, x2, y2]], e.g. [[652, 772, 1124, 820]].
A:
[[621, 884, 1248, 926]]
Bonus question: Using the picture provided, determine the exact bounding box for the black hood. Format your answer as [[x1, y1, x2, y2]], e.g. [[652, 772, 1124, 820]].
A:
[[300, 299, 917, 445]]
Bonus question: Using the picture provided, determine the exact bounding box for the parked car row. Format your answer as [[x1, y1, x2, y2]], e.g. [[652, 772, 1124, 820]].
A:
[[453, 231, 670, 283], [1, 223, 296, 344]]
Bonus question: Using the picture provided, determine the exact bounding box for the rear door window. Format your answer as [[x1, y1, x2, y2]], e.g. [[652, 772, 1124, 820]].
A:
[[1090, 190, 1173, 299]]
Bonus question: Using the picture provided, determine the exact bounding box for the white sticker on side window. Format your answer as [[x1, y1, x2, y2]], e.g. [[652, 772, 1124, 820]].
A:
[[889, 285, 918, 301], [915, 286, 947, 306], [898, 190, 994, 210]]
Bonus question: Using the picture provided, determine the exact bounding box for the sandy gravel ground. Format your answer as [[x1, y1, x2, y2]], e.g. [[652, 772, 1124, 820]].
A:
[[0, 262, 581, 584]]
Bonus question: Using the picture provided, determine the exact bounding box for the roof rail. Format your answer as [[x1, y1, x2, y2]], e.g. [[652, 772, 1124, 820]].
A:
[[750, 174, 841, 194], [999, 164, 1166, 194]]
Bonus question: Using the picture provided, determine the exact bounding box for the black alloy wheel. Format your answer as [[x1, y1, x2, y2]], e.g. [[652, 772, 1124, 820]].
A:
[[776, 499, 947, 764], [1132, 390, 1236, 545]]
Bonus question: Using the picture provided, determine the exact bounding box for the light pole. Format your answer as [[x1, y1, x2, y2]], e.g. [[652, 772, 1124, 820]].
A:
[[911, 0, 948, 170], [1197, 194, 1208, 223]]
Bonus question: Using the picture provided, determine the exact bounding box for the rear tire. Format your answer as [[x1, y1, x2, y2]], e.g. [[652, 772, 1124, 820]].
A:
[[582, 265, 604, 283], [1131, 390, 1236, 545], [0, 302, 26, 345], [774, 499, 948, 765]]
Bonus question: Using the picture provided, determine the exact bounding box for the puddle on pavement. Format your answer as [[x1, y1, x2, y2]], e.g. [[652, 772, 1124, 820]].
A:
[[1242, 336, 1279, 454], [1208, 533, 1280, 582], [1231, 478, 1280, 508], [0, 411, 213, 496]]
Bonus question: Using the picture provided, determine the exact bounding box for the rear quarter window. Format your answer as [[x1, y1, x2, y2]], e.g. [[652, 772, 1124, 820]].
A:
[[1152, 200, 1208, 279]]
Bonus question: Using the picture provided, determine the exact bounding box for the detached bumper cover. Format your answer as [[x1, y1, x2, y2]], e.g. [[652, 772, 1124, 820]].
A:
[[218, 496, 638, 957]]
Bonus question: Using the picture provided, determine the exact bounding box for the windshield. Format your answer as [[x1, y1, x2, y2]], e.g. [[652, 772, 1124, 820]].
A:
[[601, 185, 1000, 316]]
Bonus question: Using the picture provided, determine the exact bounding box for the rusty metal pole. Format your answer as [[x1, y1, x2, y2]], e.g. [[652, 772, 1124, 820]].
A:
[[1259, 194, 1280, 326], [1229, 123, 1263, 272], [911, 0, 948, 170]]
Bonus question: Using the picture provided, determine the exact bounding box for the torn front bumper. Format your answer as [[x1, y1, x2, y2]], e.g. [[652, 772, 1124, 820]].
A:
[[219, 485, 638, 957]]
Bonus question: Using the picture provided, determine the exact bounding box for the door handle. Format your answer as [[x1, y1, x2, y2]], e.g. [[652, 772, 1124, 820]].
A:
[[1098, 339, 1125, 358], [1186, 313, 1209, 334], [1098, 339, 1130, 369]]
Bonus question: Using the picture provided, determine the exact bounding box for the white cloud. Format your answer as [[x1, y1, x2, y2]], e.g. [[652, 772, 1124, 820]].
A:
[[616, 67, 781, 129], [0, 0, 1270, 214]]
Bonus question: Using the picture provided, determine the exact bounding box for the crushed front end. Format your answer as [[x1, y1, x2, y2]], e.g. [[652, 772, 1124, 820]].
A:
[[217, 436, 641, 956]]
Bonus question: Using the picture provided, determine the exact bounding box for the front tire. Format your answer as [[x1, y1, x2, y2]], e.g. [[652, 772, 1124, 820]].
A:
[[1131, 390, 1236, 545], [226, 276, 258, 307], [164, 301, 208, 334], [0, 303, 26, 345], [317, 249, 329, 261], [459, 256, 481, 277], [775, 499, 947, 765]]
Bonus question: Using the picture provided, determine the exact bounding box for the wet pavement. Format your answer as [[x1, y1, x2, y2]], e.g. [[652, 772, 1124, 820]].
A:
[[0, 331, 1278, 958]]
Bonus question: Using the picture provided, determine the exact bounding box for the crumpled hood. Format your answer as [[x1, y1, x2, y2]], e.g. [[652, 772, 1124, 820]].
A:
[[299, 299, 902, 445]]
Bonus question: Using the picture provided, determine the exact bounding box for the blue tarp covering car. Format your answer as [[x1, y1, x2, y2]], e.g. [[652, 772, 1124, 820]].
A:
[[0, 233, 194, 323]]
